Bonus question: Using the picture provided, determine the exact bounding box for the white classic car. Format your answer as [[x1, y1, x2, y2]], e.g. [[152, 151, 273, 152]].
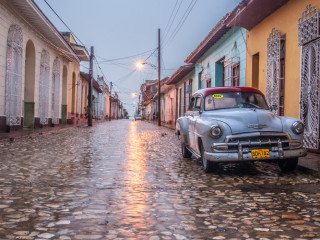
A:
[[176, 87, 307, 173]]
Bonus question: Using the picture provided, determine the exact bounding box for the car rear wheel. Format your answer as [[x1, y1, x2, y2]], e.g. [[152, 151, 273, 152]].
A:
[[200, 143, 214, 173], [181, 143, 192, 158], [278, 158, 298, 172]]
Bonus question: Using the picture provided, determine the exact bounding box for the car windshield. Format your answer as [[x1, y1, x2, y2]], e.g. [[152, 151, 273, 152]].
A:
[[204, 91, 268, 111]]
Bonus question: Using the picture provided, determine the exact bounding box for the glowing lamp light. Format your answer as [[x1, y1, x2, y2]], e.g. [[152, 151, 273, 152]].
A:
[[131, 92, 137, 97], [136, 62, 145, 69]]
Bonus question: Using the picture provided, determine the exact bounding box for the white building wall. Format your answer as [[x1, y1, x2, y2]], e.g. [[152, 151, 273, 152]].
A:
[[0, 2, 78, 122]]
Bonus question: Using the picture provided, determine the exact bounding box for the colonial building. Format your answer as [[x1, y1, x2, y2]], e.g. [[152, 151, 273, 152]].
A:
[[160, 82, 176, 125], [140, 80, 158, 120], [111, 92, 119, 119], [166, 65, 194, 119], [140, 78, 170, 121], [167, 10, 247, 120], [92, 76, 102, 119], [227, 0, 320, 151], [62, 32, 89, 124], [97, 76, 110, 120], [0, 0, 87, 132]]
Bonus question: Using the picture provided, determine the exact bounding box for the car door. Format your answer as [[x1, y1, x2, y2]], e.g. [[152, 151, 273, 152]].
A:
[[188, 95, 202, 151], [185, 97, 195, 149]]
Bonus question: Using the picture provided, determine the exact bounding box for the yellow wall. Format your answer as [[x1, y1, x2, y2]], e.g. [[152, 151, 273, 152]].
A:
[[246, 0, 320, 118]]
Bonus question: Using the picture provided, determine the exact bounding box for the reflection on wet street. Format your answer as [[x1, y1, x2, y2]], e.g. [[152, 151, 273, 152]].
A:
[[0, 120, 319, 239]]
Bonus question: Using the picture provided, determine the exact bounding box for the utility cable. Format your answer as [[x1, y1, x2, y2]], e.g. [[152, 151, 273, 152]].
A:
[[96, 49, 155, 63], [94, 56, 110, 84], [3, 0, 79, 62], [43, 0, 87, 48], [163, 0, 198, 50], [161, 0, 179, 42], [162, 0, 183, 44]]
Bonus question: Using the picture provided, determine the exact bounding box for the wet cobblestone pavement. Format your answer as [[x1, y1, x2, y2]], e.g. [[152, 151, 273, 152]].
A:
[[0, 120, 320, 240]]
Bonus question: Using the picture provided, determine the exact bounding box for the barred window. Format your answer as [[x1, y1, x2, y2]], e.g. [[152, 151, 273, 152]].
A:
[[6, 24, 23, 126], [39, 50, 50, 125], [51, 58, 61, 124], [224, 42, 240, 87]]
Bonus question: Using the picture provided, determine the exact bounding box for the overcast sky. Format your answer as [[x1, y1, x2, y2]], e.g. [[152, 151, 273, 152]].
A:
[[35, 0, 241, 116]]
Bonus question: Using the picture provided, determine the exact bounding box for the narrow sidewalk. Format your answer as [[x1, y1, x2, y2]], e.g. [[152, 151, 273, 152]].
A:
[[298, 153, 320, 175], [0, 119, 110, 142], [0, 124, 77, 142]]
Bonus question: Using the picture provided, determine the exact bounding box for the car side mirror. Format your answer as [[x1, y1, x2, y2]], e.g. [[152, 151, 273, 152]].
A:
[[270, 104, 278, 111], [194, 106, 201, 112]]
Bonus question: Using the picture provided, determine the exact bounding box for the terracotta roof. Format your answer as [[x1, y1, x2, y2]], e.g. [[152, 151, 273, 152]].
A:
[[226, 0, 289, 30], [184, 12, 232, 64], [9, 1, 80, 63], [167, 65, 194, 85], [80, 72, 102, 93]]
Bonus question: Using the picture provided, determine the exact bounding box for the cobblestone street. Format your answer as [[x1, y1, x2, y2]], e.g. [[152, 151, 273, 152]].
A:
[[0, 120, 319, 240]]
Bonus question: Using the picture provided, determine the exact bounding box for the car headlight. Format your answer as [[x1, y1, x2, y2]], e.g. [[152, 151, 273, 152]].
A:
[[210, 125, 223, 139], [291, 121, 304, 135]]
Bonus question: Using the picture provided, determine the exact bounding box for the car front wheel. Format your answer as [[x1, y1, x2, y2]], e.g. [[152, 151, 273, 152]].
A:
[[201, 143, 214, 173], [181, 143, 192, 158], [278, 158, 298, 172]]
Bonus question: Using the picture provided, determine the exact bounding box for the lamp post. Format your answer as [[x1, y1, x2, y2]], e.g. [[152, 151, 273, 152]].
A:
[[136, 29, 161, 126]]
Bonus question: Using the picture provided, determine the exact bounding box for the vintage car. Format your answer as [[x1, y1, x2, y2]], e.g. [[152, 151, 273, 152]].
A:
[[176, 87, 307, 173], [134, 114, 142, 121]]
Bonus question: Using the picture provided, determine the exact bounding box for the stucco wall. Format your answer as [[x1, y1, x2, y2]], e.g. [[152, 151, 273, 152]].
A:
[[245, 0, 320, 118], [67, 63, 80, 115], [195, 27, 247, 89], [0, 2, 79, 123]]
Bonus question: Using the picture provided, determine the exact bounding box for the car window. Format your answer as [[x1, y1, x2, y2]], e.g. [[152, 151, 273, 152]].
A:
[[205, 91, 268, 111], [194, 97, 201, 110], [188, 97, 195, 111]]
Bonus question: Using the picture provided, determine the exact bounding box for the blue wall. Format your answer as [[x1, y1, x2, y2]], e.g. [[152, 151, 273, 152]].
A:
[[194, 27, 247, 90]]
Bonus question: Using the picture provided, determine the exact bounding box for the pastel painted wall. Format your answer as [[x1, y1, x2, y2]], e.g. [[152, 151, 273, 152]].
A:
[[195, 27, 247, 89], [245, 0, 320, 118], [0, 2, 80, 128]]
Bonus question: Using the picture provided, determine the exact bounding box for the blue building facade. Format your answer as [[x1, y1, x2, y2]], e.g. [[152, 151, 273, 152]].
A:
[[194, 27, 247, 89], [167, 12, 248, 119]]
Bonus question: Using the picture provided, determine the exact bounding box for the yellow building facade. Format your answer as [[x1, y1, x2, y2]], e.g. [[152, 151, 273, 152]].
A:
[[227, 0, 320, 150], [244, 0, 320, 118]]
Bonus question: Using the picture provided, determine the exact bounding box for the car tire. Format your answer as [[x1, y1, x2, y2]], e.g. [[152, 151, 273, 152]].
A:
[[181, 143, 192, 158], [278, 158, 298, 172], [200, 143, 214, 173]]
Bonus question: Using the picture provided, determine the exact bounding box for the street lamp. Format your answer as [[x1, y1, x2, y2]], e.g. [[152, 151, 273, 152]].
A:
[[136, 62, 157, 69], [136, 29, 161, 126], [136, 60, 161, 126]]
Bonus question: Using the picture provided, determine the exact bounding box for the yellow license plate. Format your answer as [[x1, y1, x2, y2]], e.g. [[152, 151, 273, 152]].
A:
[[251, 149, 270, 158]]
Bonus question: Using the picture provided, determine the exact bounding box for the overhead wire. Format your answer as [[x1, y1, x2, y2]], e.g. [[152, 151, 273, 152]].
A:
[[40, 0, 181, 109], [161, 0, 183, 44], [3, 0, 80, 62], [39, 0, 134, 110], [43, 0, 87, 48], [94, 56, 110, 84], [163, 0, 198, 50], [114, 69, 137, 83], [96, 49, 155, 63]]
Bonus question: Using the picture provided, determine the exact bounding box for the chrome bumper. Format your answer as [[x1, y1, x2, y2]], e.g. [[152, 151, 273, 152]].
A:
[[204, 148, 307, 162], [207, 138, 307, 162]]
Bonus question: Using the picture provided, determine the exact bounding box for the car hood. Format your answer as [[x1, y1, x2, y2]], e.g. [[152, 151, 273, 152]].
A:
[[203, 108, 283, 134]]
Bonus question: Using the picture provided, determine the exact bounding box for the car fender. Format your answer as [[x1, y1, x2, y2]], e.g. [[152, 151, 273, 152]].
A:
[[280, 116, 304, 142], [194, 117, 232, 153], [176, 117, 189, 145]]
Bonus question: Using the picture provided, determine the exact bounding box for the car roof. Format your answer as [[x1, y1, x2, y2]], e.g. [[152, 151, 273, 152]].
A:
[[194, 87, 263, 97]]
